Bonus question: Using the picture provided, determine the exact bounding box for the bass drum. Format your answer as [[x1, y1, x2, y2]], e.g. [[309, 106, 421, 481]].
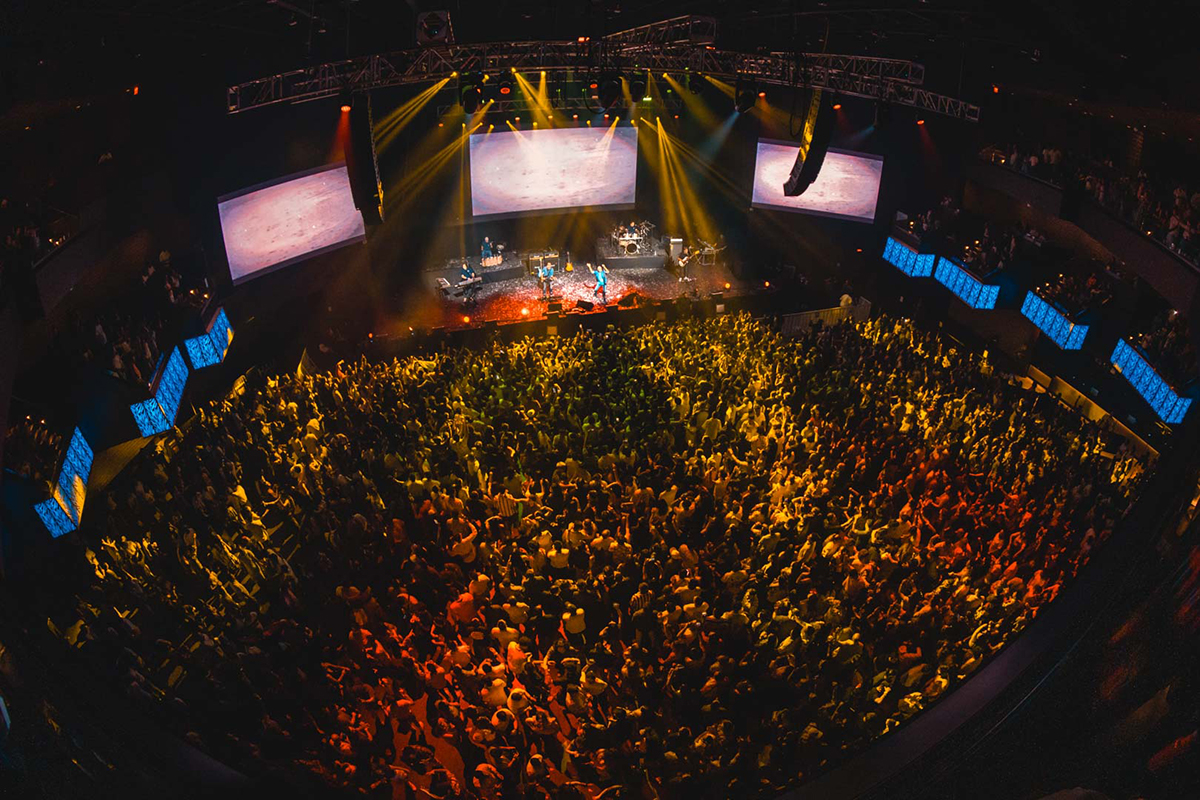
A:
[[623, 241, 640, 255]]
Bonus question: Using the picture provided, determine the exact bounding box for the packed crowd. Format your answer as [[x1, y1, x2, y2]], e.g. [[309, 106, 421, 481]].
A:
[[906, 196, 1040, 275], [0, 196, 57, 303], [45, 314, 1146, 799], [52, 251, 201, 387], [1036, 266, 1116, 314], [1136, 311, 1197, 389], [2, 416, 64, 484], [986, 140, 1200, 267]]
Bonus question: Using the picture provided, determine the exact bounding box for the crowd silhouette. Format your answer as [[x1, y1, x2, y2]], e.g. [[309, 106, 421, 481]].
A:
[[45, 313, 1145, 799]]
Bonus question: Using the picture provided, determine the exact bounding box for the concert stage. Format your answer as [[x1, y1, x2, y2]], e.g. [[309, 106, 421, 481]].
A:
[[416, 255, 744, 330]]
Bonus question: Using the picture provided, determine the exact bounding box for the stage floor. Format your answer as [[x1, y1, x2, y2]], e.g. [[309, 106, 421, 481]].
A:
[[416, 260, 745, 329]]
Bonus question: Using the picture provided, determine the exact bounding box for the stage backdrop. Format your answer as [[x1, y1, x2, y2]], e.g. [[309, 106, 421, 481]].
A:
[[751, 141, 884, 223], [468, 126, 638, 219], [217, 163, 366, 285]]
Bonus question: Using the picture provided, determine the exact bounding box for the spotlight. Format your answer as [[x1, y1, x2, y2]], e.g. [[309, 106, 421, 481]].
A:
[[630, 76, 647, 102], [521, 307, 529, 316], [451, 71, 458, 78], [463, 315, 471, 324], [992, 84, 1000, 94], [917, 118, 925, 125], [572, 113, 578, 119], [832, 103, 842, 110], [674, 114, 679, 119], [438, 122, 444, 127], [598, 72, 622, 109], [589, 81, 599, 90], [758, 90, 766, 98], [724, 282, 731, 290], [734, 77, 758, 113], [515, 116, 520, 121], [341, 103, 351, 112], [460, 75, 484, 113], [604, 113, 609, 119]]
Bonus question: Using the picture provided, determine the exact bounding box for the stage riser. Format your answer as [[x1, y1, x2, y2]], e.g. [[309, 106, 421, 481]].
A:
[[603, 255, 665, 270]]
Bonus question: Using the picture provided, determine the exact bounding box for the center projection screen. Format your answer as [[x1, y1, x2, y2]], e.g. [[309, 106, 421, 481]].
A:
[[752, 141, 884, 223], [218, 163, 366, 285], [469, 126, 638, 219]]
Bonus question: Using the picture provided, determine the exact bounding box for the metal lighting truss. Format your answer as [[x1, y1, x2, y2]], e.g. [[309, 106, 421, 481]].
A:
[[227, 17, 977, 120], [435, 95, 684, 117]]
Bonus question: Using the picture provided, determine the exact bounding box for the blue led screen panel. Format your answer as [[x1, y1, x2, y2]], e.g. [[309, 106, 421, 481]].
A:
[[934, 257, 999, 310], [55, 427, 93, 527], [912, 253, 936, 278], [883, 237, 932, 277], [129, 347, 190, 436], [1021, 291, 1088, 350], [156, 347, 188, 426], [1111, 339, 1193, 424], [131, 398, 170, 437], [36, 498, 75, 537], [185, 307, 235, 369]]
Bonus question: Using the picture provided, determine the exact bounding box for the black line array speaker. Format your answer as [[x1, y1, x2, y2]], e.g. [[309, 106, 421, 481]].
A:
[[783, 91, 836, 197], [346, 93, 384, 226]]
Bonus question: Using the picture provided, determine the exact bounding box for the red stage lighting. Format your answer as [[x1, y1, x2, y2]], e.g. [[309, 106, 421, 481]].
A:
[[917, 119, 925, 125], [572, 114, 579, 119], [499, 86, 511, 95], [132, 85, 139, 96], [832, 103, 842, 110], [341, 103, 351, 112], [758, 91, 766, 98], [992, 84, 1000, 94]]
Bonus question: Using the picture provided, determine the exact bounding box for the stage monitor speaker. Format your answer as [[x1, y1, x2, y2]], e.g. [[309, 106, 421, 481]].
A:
[[575, 299, 594, 312], [783, 91, 835, 197], [346, 93, 384, 225], [669, 238, 683, 260], [547, 301, 563, 314]]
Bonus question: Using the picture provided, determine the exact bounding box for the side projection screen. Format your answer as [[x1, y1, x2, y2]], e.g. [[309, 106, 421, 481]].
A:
[[218, 163, 366, 285], [469, 126, 638, 218], [752, 141, 883, 223]]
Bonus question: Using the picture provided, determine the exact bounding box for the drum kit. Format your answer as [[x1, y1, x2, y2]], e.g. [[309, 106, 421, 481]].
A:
[[612, 221, 655, 256], [482, 243, 505, 268]]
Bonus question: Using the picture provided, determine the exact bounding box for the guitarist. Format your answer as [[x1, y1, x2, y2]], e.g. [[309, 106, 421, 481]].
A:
[[537, 263, 555, 299]]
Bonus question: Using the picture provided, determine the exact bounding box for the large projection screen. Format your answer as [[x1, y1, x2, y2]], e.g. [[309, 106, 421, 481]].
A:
[[218, 163, 366, 285], [469, 126, 638, 219], [752, 141, 884, 223]]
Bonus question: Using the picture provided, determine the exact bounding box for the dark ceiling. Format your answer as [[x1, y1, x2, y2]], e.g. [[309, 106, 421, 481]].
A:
[[1, 0, 1195, 129]]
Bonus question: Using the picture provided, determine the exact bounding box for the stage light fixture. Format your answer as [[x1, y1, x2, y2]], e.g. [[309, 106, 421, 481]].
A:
[[341, 103, 351, 112], [993, 84, 1000, 93], [734, 78, 758, 113], [832, 102, 842, 110], [460, 74, 484, 113], [917, 118, 925, 125], [598, 73, 622, 109], [725, 282, 731, 290], [573, 113, 579, 119]]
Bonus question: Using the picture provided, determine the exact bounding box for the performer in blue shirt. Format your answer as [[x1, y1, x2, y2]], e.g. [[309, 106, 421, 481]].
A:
[[460, 261, 476, 283], [481, 236, 494, 260], [590, 262, 609, 304], [537, 263, 554, 299]]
